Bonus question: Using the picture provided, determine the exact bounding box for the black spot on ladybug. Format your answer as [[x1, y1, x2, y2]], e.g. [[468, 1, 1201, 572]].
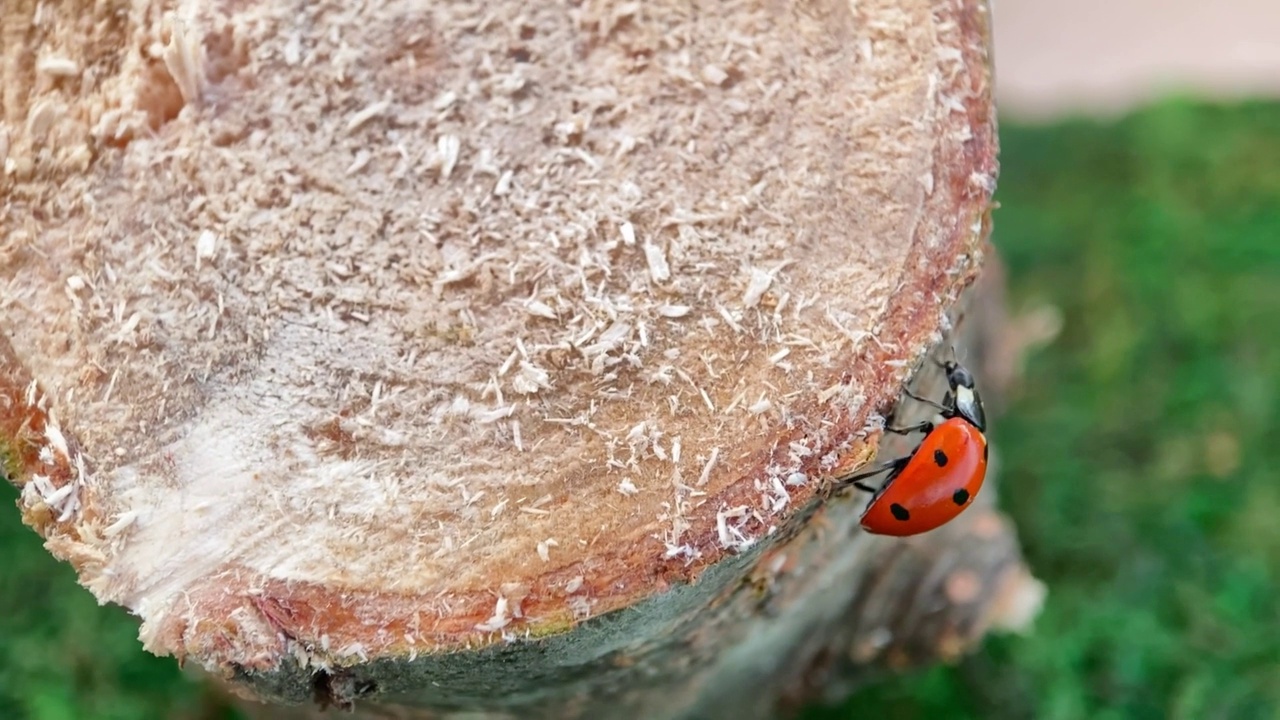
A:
[[933, 449, 948, 467], [952, 488, 970, 505], [983, 443, 989, 461], [890, 503, 910, 521]]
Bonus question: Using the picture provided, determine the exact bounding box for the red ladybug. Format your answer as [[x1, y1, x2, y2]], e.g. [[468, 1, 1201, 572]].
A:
[[840, 360, 989, 537]]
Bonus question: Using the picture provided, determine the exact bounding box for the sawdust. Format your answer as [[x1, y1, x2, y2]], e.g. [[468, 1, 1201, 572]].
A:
[[0, 0, 996, 669]]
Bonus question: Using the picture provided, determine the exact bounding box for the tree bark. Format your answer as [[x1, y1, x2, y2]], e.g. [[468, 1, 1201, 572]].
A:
[[1, 0, 1041, 717]]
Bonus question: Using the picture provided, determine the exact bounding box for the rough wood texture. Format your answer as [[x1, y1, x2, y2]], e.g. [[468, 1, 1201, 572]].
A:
[[1, 0, 1041, 716]]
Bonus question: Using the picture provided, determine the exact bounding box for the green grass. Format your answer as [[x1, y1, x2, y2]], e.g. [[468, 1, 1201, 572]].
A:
[[3, 100, 1279, 719]]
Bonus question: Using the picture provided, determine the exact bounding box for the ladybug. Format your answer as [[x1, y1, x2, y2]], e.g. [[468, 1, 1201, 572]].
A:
[[839, 359, 989, 537]]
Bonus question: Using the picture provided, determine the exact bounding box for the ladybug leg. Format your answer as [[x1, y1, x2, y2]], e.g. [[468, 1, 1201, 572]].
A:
[[885, 420, 933, 435], [833, 464, 888, 494], [904, 389, 949, 413], [836, 455, 910, 494], [851, 479, 879, 494]]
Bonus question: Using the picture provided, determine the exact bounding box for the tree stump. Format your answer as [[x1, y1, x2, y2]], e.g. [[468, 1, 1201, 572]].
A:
[[1, 0, 1043, 717]]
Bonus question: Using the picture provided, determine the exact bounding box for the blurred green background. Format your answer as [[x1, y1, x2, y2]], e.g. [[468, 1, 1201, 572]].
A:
[[3, 99, 1279, 719]]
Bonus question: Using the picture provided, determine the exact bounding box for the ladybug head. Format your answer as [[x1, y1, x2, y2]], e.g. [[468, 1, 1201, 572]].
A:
[[942, 360, 973, 389], [942, 360, 986, 432]]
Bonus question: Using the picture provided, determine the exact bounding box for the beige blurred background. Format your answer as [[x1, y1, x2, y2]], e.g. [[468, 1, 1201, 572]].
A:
[[992, 0, 1280, 119]]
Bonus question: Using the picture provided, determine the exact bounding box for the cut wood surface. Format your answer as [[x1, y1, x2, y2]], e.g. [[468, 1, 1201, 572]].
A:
[[1, 0, 1041, 715]]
